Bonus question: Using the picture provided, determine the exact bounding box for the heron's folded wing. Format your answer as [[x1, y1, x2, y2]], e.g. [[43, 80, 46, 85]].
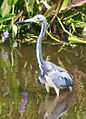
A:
[[44, 61, 66, 72], [47, 70, 73, 88]]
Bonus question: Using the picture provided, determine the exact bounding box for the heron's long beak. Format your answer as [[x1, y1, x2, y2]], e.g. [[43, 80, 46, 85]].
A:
[[16, 17, 37, 25]]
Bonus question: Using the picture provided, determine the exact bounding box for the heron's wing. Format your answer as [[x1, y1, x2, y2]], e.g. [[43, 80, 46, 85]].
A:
[[44, 61, 66, 72], [46, 70, 73, 88]]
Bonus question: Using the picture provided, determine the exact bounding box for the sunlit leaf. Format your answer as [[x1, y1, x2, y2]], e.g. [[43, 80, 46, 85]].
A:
[[8, 0, 18, 5], [25, 0, 35, 14], [13, 41, 17, 48], [0, 14, 15, 23], [12, 24, 17, 36], [61, 0, 71, 10], [68, 35, 86, 44], [1, 0, 11, 17], [72, 20, 86, 28]]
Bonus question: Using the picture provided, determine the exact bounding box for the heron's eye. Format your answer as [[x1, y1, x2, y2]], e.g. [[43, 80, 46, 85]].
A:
[[37, 17, 40, 20], [37, 17, 43, 22]]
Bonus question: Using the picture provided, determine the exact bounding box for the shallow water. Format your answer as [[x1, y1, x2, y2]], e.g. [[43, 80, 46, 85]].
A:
[[0, 44, 86, 119]]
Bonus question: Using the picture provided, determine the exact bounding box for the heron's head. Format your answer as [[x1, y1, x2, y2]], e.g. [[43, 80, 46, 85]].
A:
[[16, 14, 48, 26]]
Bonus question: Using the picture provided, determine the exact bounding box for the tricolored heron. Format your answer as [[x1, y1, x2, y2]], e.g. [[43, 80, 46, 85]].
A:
[[16, 14, 73, 96]]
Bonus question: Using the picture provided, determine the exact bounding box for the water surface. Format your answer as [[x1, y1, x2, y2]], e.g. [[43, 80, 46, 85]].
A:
[[0, 44, 86, 119]]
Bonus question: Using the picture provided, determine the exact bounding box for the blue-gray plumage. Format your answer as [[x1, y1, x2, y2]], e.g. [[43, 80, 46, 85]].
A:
[[16, 14, 73, 96]]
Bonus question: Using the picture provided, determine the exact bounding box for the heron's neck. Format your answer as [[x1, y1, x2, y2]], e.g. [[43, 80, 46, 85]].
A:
[[36, 22, 46, 73]]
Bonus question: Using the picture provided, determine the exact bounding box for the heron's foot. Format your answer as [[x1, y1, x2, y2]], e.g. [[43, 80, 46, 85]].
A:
[[45, 83, 50, 93]]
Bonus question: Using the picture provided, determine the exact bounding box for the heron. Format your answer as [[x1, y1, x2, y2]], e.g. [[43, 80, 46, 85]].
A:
[[16, 14, 73, 96]]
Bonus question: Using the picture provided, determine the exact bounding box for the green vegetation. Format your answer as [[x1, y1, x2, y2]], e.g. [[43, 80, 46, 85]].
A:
[[0, 0, 86, 47]]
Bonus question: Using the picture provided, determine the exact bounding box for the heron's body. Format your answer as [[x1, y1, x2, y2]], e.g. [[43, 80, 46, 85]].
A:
[[16, 14, 73, 96], [39, 60, 73, 95]]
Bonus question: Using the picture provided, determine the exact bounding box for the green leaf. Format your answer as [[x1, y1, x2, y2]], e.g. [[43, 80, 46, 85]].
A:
[[1, 0, 11, 17], [7, 0, 18, 5], [70, 20, 86, 28], [68, 35, 86, 44], [0, 14, 15, 23]]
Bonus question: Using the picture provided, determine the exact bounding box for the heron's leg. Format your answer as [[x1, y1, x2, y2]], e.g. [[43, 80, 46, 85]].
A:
[[53, 85, 59, 96], [44, 112, 48, 119], [45, 83, 50, 93], [69, 86, 72, 92]]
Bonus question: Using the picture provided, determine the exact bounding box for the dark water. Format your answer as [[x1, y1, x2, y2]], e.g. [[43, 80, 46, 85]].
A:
[[0, 44, 86, 119]]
